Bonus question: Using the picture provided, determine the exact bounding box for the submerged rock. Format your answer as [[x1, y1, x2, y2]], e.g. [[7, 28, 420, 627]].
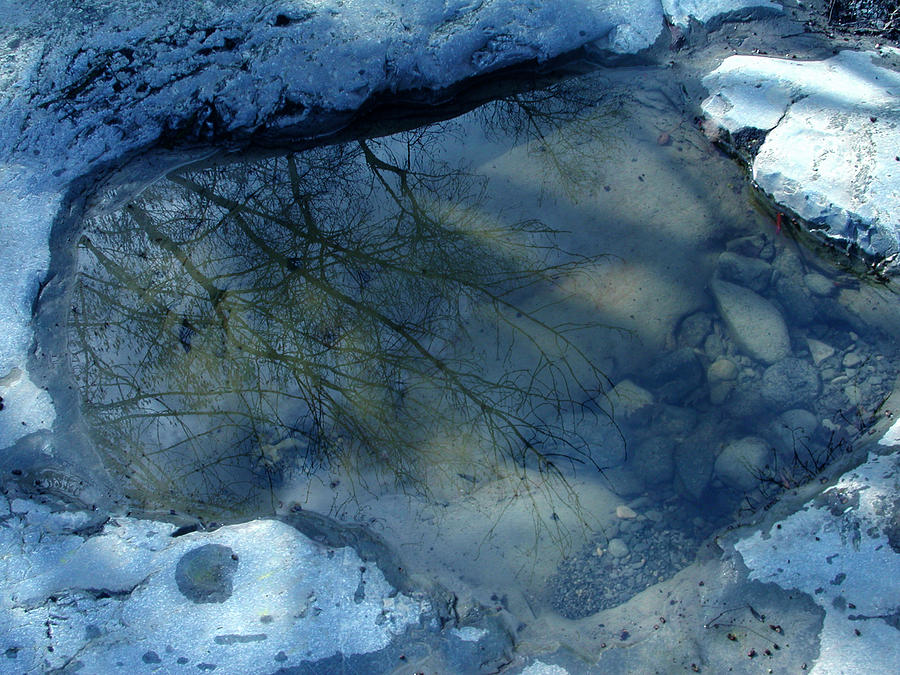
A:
[[761, 357, 821, 410], [710, 278, 790, 364], [716, 251, 772, 292], [715, 436, 770, 491]]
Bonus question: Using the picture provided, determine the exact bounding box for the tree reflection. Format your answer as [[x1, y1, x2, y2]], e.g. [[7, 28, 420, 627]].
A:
[[71, 127, 611, 518]]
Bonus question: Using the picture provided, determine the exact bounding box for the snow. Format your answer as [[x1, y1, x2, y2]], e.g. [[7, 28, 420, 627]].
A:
[[702, 51, 900, 263], [0, 504, 427, 673], [736, 452, 900, 675]]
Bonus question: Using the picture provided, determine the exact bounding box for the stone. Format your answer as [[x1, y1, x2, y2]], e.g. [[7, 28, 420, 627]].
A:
[[725, 233, 775, 261], [774, 274, 817, 327], [674, 441, 715, 502], [842, 351, 863, 368], [607, 380, 654, 419], [714, 436, 771, 491], [807, 338, 835, 366], [710, 278, 791, 364], [608, 538, 629, 558], [616, 505, 638, 519], [175, 544, 239, 604], [643, 347, 704, 404], [703, 51, 900, 269], [707, 357, 738, 382], [767, 409, 821, 463], [676, 312, 713, 349], [709, 380, 735, 406], [761, 358, 821, 410], [804, 273, 836, 297], [716, 252, 772, 292], [629, 438, 675, 486]]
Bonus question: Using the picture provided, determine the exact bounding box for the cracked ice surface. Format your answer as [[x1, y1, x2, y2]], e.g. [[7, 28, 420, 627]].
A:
[[0, 496, 427, 673], [736, 452, 900, 675]]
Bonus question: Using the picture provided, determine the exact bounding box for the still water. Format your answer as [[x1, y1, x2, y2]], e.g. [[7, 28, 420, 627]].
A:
[[69, 64, 899, 653]]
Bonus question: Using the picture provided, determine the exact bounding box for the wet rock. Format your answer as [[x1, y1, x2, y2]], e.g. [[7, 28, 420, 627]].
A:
[[630, 437, 675, 486], [804, 272, 836, 297], [715, 436, 770, 491], [723, 383, 768, 422], [767, 409, 821, 463], [608, 538, 629, 557], [716, 251, 771, 292], [607, 380, 654, 419], [842, 351, 863, 368], [616, 505, 638, 519], [807, 338, 835, 366], [707, 357, 738, 382], [726, 233, 775, 261], [702, 51, 900, 268], [761, 357, 821, 410], [711, 278, 790, 364], [774, 274, 817, 327], [643, 347, 704, 404], [676, 312, 712, 349], [674, 441, 715, 501], [175, 544, 239, 604]]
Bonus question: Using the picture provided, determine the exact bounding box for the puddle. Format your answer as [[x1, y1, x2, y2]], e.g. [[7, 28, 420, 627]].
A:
[[61, 63, 900, 660]]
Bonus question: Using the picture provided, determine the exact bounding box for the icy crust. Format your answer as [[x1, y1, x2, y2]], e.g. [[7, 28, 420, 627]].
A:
[[701, 51, 900, 265], [0, 497, 428, 673], [736, 451, 900, 674]]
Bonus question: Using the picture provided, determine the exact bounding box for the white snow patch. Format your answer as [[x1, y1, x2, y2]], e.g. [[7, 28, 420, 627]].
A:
[[736, 452, 900, 675]]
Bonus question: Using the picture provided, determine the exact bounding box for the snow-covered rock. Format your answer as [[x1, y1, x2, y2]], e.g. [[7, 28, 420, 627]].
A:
[[736, 450, 900, 674], [702, 50, 900, 269], [0, 503, 428, 673]]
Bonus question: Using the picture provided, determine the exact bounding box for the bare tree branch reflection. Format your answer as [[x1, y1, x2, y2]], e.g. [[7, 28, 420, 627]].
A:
[[71, 127, 613, 521]]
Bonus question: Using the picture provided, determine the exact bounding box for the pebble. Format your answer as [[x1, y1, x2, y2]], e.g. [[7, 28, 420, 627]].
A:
[[616, 505, 637, 519], [608, 538, 629, 557], [842, 351, 863, 368], [707, 357, 738, 382], [804, 272, 836, 297], [807, 338, 835, 365]]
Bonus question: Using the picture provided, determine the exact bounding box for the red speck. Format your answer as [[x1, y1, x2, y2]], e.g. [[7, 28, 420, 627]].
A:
[[775, 212, 783, 234]]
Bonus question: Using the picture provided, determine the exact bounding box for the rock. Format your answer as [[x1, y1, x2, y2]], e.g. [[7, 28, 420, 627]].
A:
[[674, 441, 715, 502], [608, 538, 629, 557], [761, 357, 821, 410], [710, 278, 791, 364], [643, 347, 704, 404], [774, 274, 817, 327], [175, 544, 238, 604], [702, 51, 900, 269], [766, 409, 821, 463], [715, 436, 771, 491], [725, 233, 775, 261], [629, 437, 675, 485], [804, 273, 836, 297], [607, 380, 655, 419], [842, 351, 863, 368], [716, 252, 772, 292], [807, 338, 835, 365], [709, 380, 735, 405], [707, 357, 738, 382], [676, 312, 713, 349], [616, 505, 638, 519]]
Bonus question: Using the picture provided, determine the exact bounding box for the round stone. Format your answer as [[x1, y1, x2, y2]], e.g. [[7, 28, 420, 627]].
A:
[[714, 436, 771, 491], [608, 538, 629, 558], [175, 544, 239, 604]]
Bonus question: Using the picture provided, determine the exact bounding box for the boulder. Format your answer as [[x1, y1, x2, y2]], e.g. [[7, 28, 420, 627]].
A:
[[629, 437, 675, 486], [643, 347, 704, 404], [711, 278, 790, 364]]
